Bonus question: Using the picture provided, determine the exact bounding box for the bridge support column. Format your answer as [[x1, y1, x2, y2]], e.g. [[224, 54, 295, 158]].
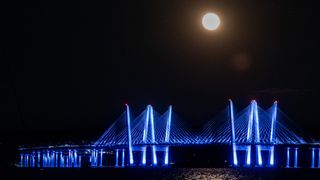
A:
[[60, 152, 65, 167], [43, 152, 46, 167], [20, 154, 24, 167], [164, 146, 169, 165], [232, 143, 238, 166], [121, 149, 125, 167], [91, 149, 98, 167], [256, 145, 262, 166], [294, 147, 298, 168], [142, 146, 147, 165], [233, 145, 251, 167], [25, 154, 27, 167], [286, 147, 290, 168], [115, 149, 119, 167], [76, 151, 80, 168], [269, 146, 275, 166], [245, 145, 251, 166], [55, 151, 58, 167], [311, 148, 315, 168], [30, 153, 34, 167], [318, 148, 320, 168], [50, 151, 53, 167], [99, 149, 103, 167], [152, 145, 157, 166], [37, 151, 41, 167]]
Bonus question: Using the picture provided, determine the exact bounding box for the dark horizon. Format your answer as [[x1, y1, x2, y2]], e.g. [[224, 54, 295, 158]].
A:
[[1, 0, 320, 145]]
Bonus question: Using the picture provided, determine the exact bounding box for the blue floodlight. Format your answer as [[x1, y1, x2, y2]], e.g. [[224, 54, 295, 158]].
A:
[[311, 148, 315, 168], [246, 146, 251, 166], [269, 146, 274, 166], [115, 149, 119, 167], [164, 106, 172, 165], [270, 101, 277, 143], [294, 148, 298, 168], [318, 148, 320, 168], [286, 147, 290, 168], [229, 100, 238, 166], [253, 101, 262, 166], [126, 105, 134, 165], [149, 106, 158, 165]]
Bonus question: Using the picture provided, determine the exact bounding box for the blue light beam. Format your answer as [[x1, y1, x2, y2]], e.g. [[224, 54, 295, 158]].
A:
[[149, 105, 158, 165], [318, 148, 320, 168], [115, 149, 119, 167], [165, 105, 172, 142], [142, 106, 150, 165], [311, 148, 315, 168], [164, 106, 172, 165], [122, 149, 125, 167], [294, 148, 298, 168], [253, 101, 262, 166], [126, 104, 134, 165], [100, 149, 103, 167], [247, 102, 254, 141], [229, 100, 238, 166], [269, 146, 275, 166], [286, 147, 290, 168], [246, 146, 251, 166], [270, 101, 277, 143]]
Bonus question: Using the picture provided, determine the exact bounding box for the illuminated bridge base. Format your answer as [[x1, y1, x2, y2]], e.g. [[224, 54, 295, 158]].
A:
[[18, 101, 320, 169], [18, 145, 320, 168], [18, 145, 171, 168]]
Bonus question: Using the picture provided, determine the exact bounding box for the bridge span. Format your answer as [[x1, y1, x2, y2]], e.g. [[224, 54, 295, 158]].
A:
[[19, 100, 320, 168]]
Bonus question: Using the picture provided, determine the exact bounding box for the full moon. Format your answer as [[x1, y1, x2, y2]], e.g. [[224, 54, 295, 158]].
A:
[[202, 13, 220, 30]]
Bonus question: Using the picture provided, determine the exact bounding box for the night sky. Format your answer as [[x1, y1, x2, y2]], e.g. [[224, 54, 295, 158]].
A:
[[1, 0, 319, 144]]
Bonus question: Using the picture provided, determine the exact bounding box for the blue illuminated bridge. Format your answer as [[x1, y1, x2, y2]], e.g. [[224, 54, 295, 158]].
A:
[[19, 100, 320, 168]]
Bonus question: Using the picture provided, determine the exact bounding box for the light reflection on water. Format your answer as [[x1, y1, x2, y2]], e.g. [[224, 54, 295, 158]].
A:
[[164, 168, 247, 180]]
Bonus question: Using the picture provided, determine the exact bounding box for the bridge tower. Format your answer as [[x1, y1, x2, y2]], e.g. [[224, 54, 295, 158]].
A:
[[141, 105, 157, 166], [141, 105, 172, 166], [230, 100, 278, 167], [125, 104, 134, 165]]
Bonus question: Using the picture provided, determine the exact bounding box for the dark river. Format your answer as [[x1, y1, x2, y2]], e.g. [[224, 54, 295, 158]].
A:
[[1, 168, 320, 180]]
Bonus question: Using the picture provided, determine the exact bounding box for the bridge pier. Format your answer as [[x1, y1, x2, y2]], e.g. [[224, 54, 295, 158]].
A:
[[142, 146, 147, 165], [286, 147, 290, 168], [311, 147, 315, 168], [269, 146, 274, 166], [318, 148, 320, 168], [233, 145, 277, 167], [285, 147, 300, 168], [245, 145, 251, 166], [37, 151, 40, 167], [232, 145, 250, 167], [99, 149, 103, 167], [124, 145, 170, 167], [115, 149, 119, 167], [294, 148, 298, 168], [164, 146, 169, 165], [121, 149, 125, 167], [311, 148, 315, 168]]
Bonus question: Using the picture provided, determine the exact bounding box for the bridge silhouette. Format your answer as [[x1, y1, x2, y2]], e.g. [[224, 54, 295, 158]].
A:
[[92, 100, 317, 167], [95, 100, 306, 146], [19, 100, 320, 168]]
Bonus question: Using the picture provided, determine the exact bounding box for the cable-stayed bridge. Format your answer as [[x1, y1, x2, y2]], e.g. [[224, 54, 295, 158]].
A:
[[19, 100, 320, 168], [94, 100, 307, 147]]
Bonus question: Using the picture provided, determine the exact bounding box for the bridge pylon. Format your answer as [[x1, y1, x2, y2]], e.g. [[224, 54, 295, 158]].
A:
[[229, 100, 278, 167]]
